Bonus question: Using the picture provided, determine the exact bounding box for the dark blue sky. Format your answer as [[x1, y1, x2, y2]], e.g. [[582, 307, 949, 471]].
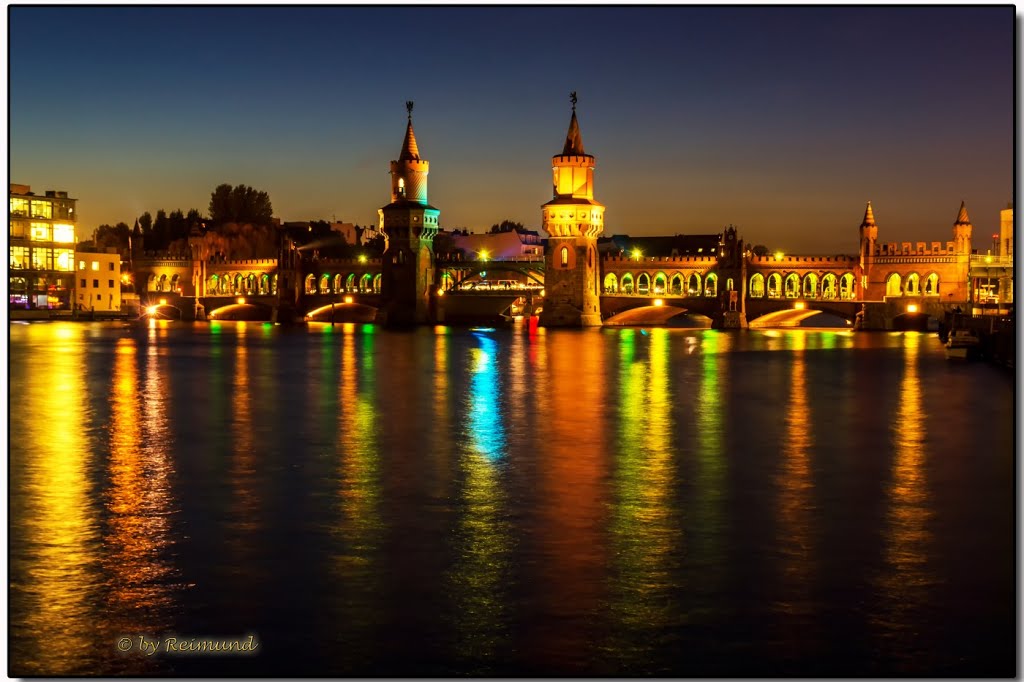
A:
[[9, 6, 1012, 252]]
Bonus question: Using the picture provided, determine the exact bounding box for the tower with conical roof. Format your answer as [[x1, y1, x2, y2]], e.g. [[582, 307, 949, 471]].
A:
[[858, 200, 878, 277], [377, 101, 439, 325], [539, 93, 605, 327]]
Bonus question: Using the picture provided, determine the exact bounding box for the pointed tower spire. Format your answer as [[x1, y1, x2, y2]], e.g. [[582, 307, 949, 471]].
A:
[[561, 91, 585, 156], [955, 200, 971, 225], [399, 100, 420, 161], [860, 200, 876, 227]]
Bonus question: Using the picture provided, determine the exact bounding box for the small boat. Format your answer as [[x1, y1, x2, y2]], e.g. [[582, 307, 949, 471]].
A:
[[945, 329, 980, 360]]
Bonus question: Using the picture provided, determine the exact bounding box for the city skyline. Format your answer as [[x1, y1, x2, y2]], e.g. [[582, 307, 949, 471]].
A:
[[9, 5, 1012, 252]]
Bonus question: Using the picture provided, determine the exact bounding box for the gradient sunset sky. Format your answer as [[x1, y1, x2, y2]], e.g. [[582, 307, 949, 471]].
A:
[[9, 6, 1012, 252]]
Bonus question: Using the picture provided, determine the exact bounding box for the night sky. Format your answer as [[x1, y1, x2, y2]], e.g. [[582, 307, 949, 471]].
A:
[[9, 6, 1012, 253]]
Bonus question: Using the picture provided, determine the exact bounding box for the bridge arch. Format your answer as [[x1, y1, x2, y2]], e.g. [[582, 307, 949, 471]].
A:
[[802, 272, 818, 298], [904, 272, 920, 296], [704, 272, 718, 297], [840, 273, 855, 299], [603, 272, 619, 293], [783, 273, 799, 298], [821, 273, 838, 299], [653, 271, 668, 295], [750, 273, 765, 298], [886, 272, 902, 296], [620, 272, 634, 294], [687, 273, 701, 296]]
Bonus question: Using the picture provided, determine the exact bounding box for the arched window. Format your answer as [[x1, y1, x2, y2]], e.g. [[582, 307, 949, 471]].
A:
[[157, 274, 167, 292], [620, 273, 634, 294], [320, 274, 331, 294], [233, 274, 242, 294], [346, 273, 356, 291], [360, 274, 372, 292], [397, 177, 405, 197], [802, 273, 818, 298], [603, 273, 619, 293], [333, 274, 343, 293], [637, 272, 651, 294], [246, 274, 256, 294], [262, 274, 271, 295], [207, 274, 218, 293], [924, 273, 939, 295], [304, 274, 317, 294], [653, 272, 667, 294], [821, 273, 838, 300], [687, 273, 702, 296], [726, 277, 734, 292], [373, 274, 382, 293], [904, 273, 920, 296], [840, 273, 855, 299], [749, 273, 765, 298], [886, 273, 902, 297], [767, 273, 782, 298], [704, 273, 718, 297], [271, 274, 278, 295], [784, 273, 800, 298], [560, 246, 569, 267], [670, 274, 683, 295]]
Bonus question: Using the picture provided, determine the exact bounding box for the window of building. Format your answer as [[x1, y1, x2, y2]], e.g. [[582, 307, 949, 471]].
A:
[[81, 279, 87, 288], [108, 262, 115, 271], [560, 246, 568, 266], [52, 224, 75, 243], [96, 293, 102, 301], [10, 221, 26, 238], [10, 246, 30, 269], [93, 279, 99, 288], [31, 248, 52, 270], [79, 261, 86, 270], [108, 280, 114, 288], [10, 197, 29, 216], [54, 249, 74, 272], [91, 262, 99, 271], [30, 223, 52, 241], [30, 201, 53, 219]]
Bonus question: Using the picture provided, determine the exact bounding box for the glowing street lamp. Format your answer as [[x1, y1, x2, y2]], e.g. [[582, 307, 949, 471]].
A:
[[794, 301, 806, 310], [906, 303, 918, 313], [358, 255, 367, 264], [653, 298, 664, 307], [632, 248, 642, 261], [344, 295, 354, 304], [237, 297, 246, 305], [774, 251, 784, 261], [479, 249, 490, 261]]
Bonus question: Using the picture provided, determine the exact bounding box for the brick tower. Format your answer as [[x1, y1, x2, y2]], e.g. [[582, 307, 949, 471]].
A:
[[539, 93, 605, 327], [377, 101, 440, 326]]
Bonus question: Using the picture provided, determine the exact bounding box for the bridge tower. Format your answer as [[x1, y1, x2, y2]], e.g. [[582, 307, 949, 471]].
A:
[[952, 201, 974, 300], [714, 225, 747, 328], [377, 101, 440, 326], [539, 93, 605, 327], [858, 200, 878, 291]]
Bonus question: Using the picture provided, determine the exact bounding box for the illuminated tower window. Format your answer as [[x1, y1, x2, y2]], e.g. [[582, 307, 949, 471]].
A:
[[397, 177, 405, 198], [560, 246, 568, 267]]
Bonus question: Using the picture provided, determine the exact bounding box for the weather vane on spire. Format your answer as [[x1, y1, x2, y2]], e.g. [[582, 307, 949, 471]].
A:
[[406, 100, 414, 119], [570, 91, 577, 111]]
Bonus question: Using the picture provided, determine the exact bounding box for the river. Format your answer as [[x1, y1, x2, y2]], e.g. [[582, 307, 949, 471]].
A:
[[8, 320, 1015, 676]]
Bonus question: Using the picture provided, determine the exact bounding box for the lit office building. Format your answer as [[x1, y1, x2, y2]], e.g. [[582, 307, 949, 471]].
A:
[[9, 183, 77, 311]]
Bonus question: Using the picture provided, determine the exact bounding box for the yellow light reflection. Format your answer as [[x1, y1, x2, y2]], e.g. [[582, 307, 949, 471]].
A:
[[606, 328, 679, 670], [873, 332, 935, 668], [11, 324, 99, 675], [333, 326, 383, 661], [774, 332, 819, 655], [529, 331, 608, 670]]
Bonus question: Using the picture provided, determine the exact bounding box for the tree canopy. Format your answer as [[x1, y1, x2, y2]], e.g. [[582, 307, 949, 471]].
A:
[[209, 184, 274, 225], [489, 219, 524, 234]]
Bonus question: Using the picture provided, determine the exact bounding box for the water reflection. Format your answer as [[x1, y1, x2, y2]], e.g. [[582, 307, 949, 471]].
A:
[[332, 325, 384, 663], [874, 332, 935, 670], [529, 330, 608, 672], [10, 326, 100, 675], [450, 332, 512, 672], [773, 332, 818, 660], [605, 328, 680, 673]]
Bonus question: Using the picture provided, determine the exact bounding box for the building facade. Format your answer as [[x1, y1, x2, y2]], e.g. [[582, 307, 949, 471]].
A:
[[9, 184, 77, 311], [75, 248, 122, 312]]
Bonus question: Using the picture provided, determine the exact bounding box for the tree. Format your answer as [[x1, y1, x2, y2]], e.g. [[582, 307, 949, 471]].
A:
[[209, 183, 273, 225], [752, 244, 769, 257], [93, 222, 131, 254], [138, 211, 153, 238], [490, 219, 524, 234]]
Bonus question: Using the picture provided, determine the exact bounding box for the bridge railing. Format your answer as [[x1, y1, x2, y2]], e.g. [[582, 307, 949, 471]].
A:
[[970, 254, 1014, 268]]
